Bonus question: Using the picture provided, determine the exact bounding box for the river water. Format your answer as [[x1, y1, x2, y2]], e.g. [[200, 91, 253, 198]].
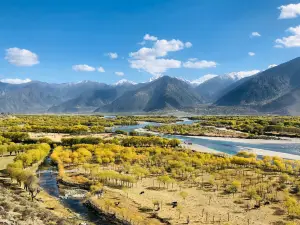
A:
[[114, 119, 300, 157], [38, 157, 115, 225]]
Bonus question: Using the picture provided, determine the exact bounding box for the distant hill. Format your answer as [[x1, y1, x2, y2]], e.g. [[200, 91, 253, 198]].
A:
[[95, 76, 203, 113], [49, 82, 142, 113], [216, 57, 300, 112], [0, 81, 110, 113], [0, 81, 62, 113]]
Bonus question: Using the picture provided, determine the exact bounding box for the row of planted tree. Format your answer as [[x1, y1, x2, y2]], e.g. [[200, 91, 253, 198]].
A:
[[6, 143, 51, 201], [190, 115, 300, 137]]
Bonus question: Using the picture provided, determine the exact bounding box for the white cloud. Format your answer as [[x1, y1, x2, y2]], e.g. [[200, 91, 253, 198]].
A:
[[278, 3, 300, 19], [250, 32, 261, 37], [268, 64, 277, 69], [72, 64, 96, 72], [5, 48, 39, 66], [97, 67, 105, 72], [189, 74, 218, 85], [107, 52, 118, 59], [130, 59, 181, 77], [183, 60, 217, 69], [248, 52, 255, 56], [185, 42, 192, 48], [144, 34, 157, 41], [0, 78, 31, 84], [275, 25, 300, 48], [115, 71, 125, 76], [129, 36, 195, 77]]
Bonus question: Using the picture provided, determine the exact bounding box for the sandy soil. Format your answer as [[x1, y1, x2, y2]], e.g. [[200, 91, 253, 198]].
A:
[[239, 147, 300, 160], [192, 136, 300, 144], [182, 142, 300, 160], [181, 143, 225, 155]]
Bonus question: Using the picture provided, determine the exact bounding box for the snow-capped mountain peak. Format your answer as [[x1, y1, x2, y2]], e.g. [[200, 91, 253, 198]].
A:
[[222, 70, 260, 81], [189, 74, 219, 85], [114, 79, 137, 86], [177, 74, 218, 86]]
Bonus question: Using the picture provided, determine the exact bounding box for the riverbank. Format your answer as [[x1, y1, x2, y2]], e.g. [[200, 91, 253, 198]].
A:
[[180, 143, 225, 155], [182, 141, 300, 160], [189, 135, 300, 144], [239, 147, 300, 160]]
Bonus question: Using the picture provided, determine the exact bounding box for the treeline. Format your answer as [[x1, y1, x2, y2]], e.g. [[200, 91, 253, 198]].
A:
[[7, 143, 51, 169], [145, 124, 248, 138], [0, 115, 183, 134], [116, 115, 180, 123], [190, 116, 300, 137], [60, 136, 180, 148], [0, 115, 139, 134], [121, 136, 180, 147], [1, 132, 29, 142]]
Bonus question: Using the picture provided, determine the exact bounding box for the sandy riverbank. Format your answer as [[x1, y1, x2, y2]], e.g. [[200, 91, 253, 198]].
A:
[[239, 147, 300, 160], [182, 142, 300, 160], [180, 143, 225, 155], [187, 135, 300, 144]]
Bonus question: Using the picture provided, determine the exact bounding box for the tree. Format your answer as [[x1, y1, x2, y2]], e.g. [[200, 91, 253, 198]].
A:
[[284, 196, 300, 216], [26, 175, 41, 201], [0, 145, 7, 156], [226, 180, 241, 197], [90, 182, 103, 198], [246, 187, 257, 200], [279, 174, 290, 184]]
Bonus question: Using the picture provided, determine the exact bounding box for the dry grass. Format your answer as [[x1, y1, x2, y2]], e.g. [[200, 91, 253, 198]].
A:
[[0, 155, 15, 170]]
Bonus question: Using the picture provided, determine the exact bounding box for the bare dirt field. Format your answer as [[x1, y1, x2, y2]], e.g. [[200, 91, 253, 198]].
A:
[[95, 175, 291, 225]]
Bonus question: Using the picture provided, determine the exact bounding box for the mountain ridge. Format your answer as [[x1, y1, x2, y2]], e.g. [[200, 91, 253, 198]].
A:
[[1, 57, 300, 114]]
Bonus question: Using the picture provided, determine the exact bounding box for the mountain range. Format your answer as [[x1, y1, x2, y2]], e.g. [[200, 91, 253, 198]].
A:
[[216, 57, 300, 115], [0, 57, 299, 115]]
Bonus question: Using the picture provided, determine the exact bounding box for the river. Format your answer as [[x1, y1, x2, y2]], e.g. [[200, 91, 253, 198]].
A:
[[38, 157, 116, 225], [115, 119, 300, 157]]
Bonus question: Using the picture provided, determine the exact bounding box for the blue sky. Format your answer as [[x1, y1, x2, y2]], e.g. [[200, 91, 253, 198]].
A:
[[0, 0, 300, 84]]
